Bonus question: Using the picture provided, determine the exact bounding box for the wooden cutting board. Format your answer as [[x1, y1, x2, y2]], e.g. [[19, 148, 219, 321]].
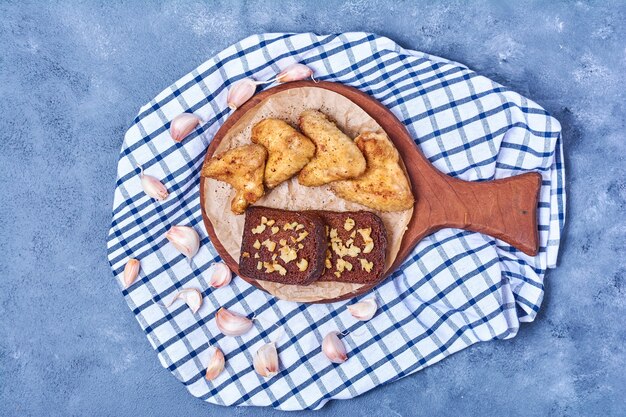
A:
[[199, 81, 541, 302]]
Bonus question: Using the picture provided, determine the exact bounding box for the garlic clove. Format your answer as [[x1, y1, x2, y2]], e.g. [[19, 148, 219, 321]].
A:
[[205, 346, 225, 381], [167, 288, 203, 313], [139, 167, 169, 201], [254, 342, 279, 378], [215, 307, 253, 336], [165, 226, 200, 260], [347, 298, 377, 321], [227, 78, 257, 110], [322, 332, 348, 364], [209, 262, 232, 288], [276, 63, 314, 83], [170, 113, 201, 142], [123, 258, 140, 288]]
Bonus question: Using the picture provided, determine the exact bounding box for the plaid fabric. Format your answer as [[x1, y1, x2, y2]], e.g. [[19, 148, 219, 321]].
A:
[[107, 32, 566, 410]]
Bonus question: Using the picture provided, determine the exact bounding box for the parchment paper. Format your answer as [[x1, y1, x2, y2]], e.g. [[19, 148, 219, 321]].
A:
[[203, 87, 413, 302]]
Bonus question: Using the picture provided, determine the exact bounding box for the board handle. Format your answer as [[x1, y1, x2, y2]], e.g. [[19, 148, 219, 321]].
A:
[[411, 171, 542, 256]]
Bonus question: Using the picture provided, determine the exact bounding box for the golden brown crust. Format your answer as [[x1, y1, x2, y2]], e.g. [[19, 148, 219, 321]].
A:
[[297, 110, 366, 186], [201, 144, 267, 214], [251, 119, 316, 188], [331, 132, 414, 212]]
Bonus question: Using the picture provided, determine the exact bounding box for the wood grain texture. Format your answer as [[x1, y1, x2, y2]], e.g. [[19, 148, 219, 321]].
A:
[[199, 80, 541, 303]]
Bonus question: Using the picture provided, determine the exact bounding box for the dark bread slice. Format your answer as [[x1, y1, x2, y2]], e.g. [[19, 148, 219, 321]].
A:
[[239, 206, 326, 285], [311, 210, 387, 284]]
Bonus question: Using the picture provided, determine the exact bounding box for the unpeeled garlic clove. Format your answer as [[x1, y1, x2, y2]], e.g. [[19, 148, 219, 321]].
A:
[[209, 262, 232, 288], [215, 307, 253, 336], [347, 298, 377, 321], [165, 226, 200, 260], [167, 288, 203, 313], [227, 78, 257, 110], [170, 113, 201, 142], [322, 332, 348, 364], [254, 342, 279, 378], [123, 258, 140, 288], [139, 167, 169, 201], [276, 63, 314, 83], [205, 346, 225, 381]]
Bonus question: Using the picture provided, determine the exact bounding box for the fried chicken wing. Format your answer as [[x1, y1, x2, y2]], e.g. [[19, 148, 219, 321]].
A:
[[201, 144, 267, 214], [251, 119, 316, 188], [331, 132, 414, 212], [297, 110, 366, 186]]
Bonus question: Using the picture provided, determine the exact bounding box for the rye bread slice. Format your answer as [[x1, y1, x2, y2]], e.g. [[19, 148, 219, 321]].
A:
[[239, 206, 326, 285], [312, 210, 387, 284]]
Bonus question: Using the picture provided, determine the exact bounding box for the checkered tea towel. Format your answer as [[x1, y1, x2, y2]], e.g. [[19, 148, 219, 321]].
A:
[[107, 32, 566, 410]]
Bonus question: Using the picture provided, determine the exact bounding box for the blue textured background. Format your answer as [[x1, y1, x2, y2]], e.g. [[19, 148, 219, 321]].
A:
[[1, 1, 624, 416]]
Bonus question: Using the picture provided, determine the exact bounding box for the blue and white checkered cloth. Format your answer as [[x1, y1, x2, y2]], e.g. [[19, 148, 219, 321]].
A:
[[107, 32, 566, 410]]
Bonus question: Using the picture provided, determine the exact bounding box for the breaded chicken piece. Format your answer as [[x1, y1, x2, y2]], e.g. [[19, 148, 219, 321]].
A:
[[331, 132, 414, 212], [251, 119, 316, 188], [201, 144, 267, 214], [297, 110, 366, 186]]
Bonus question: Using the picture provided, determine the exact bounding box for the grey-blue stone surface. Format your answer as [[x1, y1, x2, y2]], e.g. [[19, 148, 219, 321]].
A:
[[1, 1, 624, 416]]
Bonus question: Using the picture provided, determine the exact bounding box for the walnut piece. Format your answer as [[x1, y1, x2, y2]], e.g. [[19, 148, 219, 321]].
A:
[[274, 263, 287, 276], [253, 239, 261, 250], [335, 258, 353, 272], [296, 258, 308, 271], [336, 258, 346, 272], [347, 245, 361, 257], [360, 258, 373, 272], [242, 252, 250, 258], [266, 219, 275, 226], [279, 246, 297, 263], [331, 241, 344, 256], [252, 224, 266, 234], [271, 226, 279, 234], [357, 227, 372, 241], [262, 239, 276, 252], [363, 242, 374, 254], [331, 239, 361, 258], [344, 218, 355, 231]]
